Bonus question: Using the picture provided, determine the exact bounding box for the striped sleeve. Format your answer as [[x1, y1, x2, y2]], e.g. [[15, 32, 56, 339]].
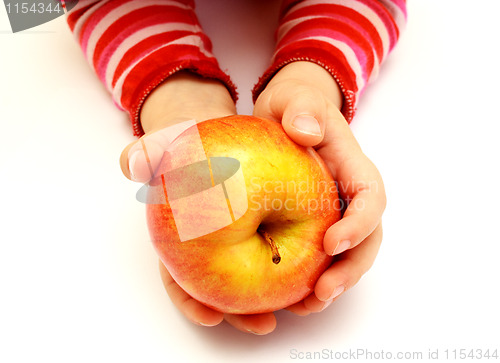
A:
[[65, 0, 237, 136], [253, 0, 407, 122]]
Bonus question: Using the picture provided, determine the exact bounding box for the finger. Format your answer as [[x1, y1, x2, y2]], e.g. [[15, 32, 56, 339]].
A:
[[286, 291, 337, 315], [315, 224, 383, 302], [159, 260, 224, 327], [223, 312, 277, 335], [253, 81, 328, 147], [303, 293, 334, 313], [324, 161, 386, 256], [285, 301, 312, 316]]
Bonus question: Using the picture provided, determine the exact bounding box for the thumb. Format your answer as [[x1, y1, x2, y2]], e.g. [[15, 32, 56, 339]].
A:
[[120, 137, 165, 182], [283, 113, 324, 147], [120, 119, 198, 182], [254, 83, 327, 147]]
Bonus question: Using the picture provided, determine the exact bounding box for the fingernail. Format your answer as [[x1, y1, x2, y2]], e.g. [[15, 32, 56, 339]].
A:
[[333, 240, 351, 255], [320, 299, 333, 312], [199, 321, 219, 327], [128, 150, 141, 181], [246, 329, 265, 335], [327, 285, 345, 301], [292, 115, 322, 136]]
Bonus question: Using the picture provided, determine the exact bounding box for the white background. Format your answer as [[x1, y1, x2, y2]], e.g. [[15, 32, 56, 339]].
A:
[[1, 1, 500, 362]]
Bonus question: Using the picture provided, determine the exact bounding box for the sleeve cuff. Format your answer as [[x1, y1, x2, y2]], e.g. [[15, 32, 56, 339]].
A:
[[120, 55, 238, 137], [252, 45, 358, 123]]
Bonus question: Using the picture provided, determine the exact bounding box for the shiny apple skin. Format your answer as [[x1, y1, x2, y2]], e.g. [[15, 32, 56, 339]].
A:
[[146, 115, 341, 314]]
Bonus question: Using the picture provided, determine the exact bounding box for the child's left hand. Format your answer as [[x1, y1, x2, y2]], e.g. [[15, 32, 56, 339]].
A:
[[253, 61, 387, 315], [120, 72, 280, 335]]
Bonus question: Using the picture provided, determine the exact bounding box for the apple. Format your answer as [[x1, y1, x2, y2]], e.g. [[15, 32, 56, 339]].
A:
[[145, 115, 341, 314]]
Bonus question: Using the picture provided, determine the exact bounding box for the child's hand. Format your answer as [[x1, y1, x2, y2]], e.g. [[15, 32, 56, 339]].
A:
[[254, 61, 387, 314], [119, 72, 278, 335]]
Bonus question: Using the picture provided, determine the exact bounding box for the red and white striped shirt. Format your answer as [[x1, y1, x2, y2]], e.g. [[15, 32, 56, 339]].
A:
[[66, 0, 407, 136]]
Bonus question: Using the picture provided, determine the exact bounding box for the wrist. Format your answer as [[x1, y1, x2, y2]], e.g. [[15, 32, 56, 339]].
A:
[[139, 71, 236, 134]]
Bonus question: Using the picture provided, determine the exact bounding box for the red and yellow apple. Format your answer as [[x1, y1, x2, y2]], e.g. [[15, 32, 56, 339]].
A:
[[146, 115, 341, 314]]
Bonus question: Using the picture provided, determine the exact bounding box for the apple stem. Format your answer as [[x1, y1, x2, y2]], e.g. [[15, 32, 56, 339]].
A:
[[258, 227, 281, 264]]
